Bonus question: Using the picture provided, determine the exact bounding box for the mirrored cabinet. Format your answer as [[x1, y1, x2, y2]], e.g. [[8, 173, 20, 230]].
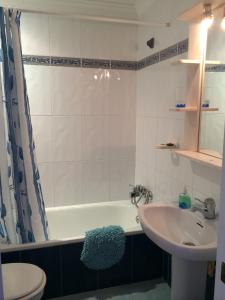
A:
[[171, 3, 225, 169], [199, 18, 225, 160]]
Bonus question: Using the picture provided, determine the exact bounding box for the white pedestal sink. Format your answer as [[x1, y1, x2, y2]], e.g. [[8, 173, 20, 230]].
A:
[[138, 202, 217, 300]]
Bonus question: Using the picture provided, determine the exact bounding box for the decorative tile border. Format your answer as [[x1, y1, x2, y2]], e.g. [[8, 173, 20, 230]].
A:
[[82, 58, 110, 69], [160, 43, 178, 62], [177, 39, 189, 55], [137, 58, 146, 70], [22, 55, 51, 65], [146, 52, 160, 67], [206, 64, 225, 72], [51, 56, 81, 67], [111, 60, 137, 70], [20, 39, 192, 71], [137, 38, 188, 70]]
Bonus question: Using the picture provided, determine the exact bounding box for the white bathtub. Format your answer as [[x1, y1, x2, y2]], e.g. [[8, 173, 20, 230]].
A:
[[46, 200, 141, 241], [0, 200, 142, 252]]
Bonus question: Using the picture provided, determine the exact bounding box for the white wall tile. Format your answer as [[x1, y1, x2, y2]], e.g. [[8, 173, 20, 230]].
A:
[[80, 21, 137, 60], [135, 162, 156, 194], [110, 159, 135, 201], [155, 170, 192, 203], [108, 70, 136, 116], [38, 163, 54, 208], [81, 69, 109, 116], [25, 65, 52, 116], [143, 117, 157, 167], [83, 116, 108, 161], [83, 161, 110, 203], [31, 116, 52, 163], [49, 16, 80, 57], [52, 116, 82, 162], [53, 162, 83, 206], [156, 118, 185, 148], [136, 68, 158, 118], [109, 115, 135, 161], [21, 13, 50, 55], [51, 67, 82, 115], [192, 163, 221, 205]]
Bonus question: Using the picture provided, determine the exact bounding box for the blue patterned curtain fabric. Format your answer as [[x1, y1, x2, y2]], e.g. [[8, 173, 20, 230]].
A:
[[0, 8, 48, 243], [0, 176, 9, 243]]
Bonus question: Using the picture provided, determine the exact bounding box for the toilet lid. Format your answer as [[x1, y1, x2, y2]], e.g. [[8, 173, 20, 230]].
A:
[[2, 263, 45, 300]]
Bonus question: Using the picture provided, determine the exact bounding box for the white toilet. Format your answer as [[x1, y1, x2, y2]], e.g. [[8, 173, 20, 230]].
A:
[[2, 263, 46, 300]]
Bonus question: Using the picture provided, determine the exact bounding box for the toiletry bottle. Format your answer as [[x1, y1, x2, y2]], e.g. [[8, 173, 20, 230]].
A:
[[179, 187, 191, 209]]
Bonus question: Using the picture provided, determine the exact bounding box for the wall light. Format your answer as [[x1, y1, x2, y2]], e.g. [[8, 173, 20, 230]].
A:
[[202, 3, 214, 29], [221, 7, 225, 30]]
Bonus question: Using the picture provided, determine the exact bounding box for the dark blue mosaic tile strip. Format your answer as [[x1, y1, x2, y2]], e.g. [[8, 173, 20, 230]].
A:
[[159, 43, 178, 62], [178, 39, 189, 54], [137, 39, 189, 70], [146, 52, 160, 67], [22, 39, 189, 71], [82, 58, 110, 69], [22, 55, 51, 65], [137, 58, 146, 70], [206, 64, 225, 72], [51, 56, 81, 67], [111, 60, 137, 70]]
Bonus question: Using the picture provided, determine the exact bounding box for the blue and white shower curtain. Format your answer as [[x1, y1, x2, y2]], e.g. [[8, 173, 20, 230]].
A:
[[0, 8, 48, 244]]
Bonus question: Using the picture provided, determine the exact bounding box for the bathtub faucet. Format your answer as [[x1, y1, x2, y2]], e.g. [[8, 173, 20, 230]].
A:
[[129, 185, 153, 208]]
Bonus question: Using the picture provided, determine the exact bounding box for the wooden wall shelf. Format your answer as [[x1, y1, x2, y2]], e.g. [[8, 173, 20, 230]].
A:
[[170, 22, 223, 169], [201, 108, 219, 111], [173, 59, 224, 66], [174, 150, 222, 169], [172, 59, 200, 65], [169, 107, 197, 112]]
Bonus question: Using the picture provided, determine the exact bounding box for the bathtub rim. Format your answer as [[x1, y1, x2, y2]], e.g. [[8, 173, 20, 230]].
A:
[[0, 200, 142, 253], [45, 199, 137, 212]]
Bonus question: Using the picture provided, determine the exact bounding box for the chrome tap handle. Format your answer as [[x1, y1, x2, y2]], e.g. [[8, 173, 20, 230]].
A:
[[195, 197, 215, 207], [193, 197, 216, 219], [194, 197, 206, 206], [204, 198, 216, 209]]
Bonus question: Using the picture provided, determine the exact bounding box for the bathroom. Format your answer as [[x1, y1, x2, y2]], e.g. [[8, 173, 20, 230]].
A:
[[0, 0, 225, 299]]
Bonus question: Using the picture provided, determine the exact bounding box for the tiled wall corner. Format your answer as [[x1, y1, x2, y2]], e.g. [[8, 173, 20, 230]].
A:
[[135, 7, 221, 208]]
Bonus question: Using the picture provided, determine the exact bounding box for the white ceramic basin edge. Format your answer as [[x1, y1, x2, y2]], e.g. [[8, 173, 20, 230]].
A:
[[138, 202, 217, 261]]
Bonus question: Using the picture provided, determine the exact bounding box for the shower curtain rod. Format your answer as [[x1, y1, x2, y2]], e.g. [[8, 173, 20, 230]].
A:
[[8, 8, 171, 27]]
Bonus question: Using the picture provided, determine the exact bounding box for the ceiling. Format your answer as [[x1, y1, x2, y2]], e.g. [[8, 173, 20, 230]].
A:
[[0, 0, 139, 19], [63, 0, 137, 6], [0, 0, 203, 24]]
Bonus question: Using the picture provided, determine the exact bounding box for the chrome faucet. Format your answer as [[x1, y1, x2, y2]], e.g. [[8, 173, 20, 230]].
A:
[[191, 197, 216, 220]]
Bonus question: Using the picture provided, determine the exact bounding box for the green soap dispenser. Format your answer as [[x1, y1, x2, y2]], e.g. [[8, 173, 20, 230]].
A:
[[178, 187, 191, 209]]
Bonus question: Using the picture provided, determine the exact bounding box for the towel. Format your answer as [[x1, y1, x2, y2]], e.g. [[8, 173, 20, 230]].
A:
[[80, 225, 125, 270]]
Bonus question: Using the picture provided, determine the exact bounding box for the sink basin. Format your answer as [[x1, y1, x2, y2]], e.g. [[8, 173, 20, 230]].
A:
[[138, 202, 217, 261], [138, 202, 218, 300]]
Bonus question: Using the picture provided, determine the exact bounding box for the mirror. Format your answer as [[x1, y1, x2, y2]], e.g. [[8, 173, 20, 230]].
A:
[[199, 20, 225, 159]]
